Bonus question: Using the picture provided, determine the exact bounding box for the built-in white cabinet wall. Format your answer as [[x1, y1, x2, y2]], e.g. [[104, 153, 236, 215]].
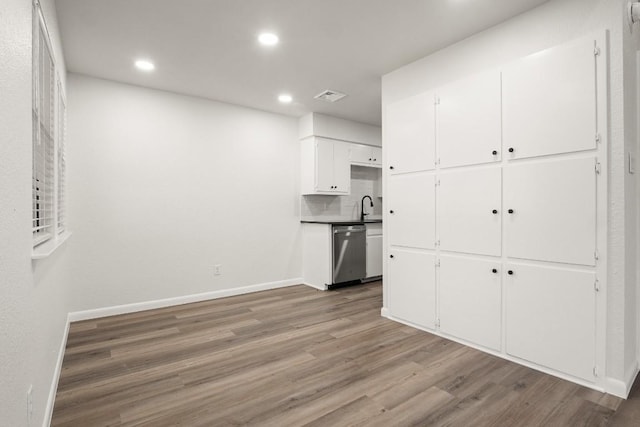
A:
[[384, 33, 608, 391]]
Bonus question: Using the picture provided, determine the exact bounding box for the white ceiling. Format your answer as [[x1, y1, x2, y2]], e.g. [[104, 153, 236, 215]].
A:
[[55, 0, 549, 126]]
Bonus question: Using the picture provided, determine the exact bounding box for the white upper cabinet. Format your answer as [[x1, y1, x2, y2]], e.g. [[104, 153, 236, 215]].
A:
[[387, 174, 436, 250], [439, 255, 502, 351], [300, 137, 350, 195], [386, 91, 436, 174], [387, 249, 436, 329], [437, 70, 502, 168], [438, 168, 501, 256], [350, 144, 382, 167], [505, 263, 596, 382], [502, 37, 597, 160], [504, 157, 596, 266]]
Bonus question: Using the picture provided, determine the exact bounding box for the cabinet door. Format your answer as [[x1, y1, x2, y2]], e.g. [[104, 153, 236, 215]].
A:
[[370, 146, 382, 166], [314, 139, 334, 192], [366, 234, 383, 278], [386, 91, 436, 174], [504, 157, 596, 266], [438, 168, 501, 256], [503, 37, 597, 160], [332, 141, 350, 194], [505, 263, 596, 382], [349, 143, 373, 165], [438, 70, 502, 168], [439, 255, 501, 351], [388, 174, 436, 249], [387, 249, 436, 329]]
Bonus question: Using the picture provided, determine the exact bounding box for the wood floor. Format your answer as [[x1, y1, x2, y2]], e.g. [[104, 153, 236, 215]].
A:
[[52, 281, 640, 427]]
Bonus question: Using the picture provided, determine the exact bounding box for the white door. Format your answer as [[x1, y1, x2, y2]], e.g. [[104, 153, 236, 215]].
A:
[[387, 249, 436, 329], [366, 234, 383, 278], [332, 141, 350, 194], [387, 174, 436, 249], [502, 36, 597, 160], [437, 70, 502, 168], [438, 168, 501, 256], [504, 157, 596, 266], [439, 255, 502, 351], [505, 263, 596, 382], [386, 91, 436, 174]]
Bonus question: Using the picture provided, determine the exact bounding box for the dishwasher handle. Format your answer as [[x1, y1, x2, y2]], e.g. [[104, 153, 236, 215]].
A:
[[333, 227, 366, 234]]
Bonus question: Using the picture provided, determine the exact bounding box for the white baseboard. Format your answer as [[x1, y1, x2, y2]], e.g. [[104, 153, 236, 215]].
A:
[[43, 315, 70, 427], [302, 281, 328, 291], [606, 361, 640, 399], [380, 307, 389, 317], [68, 278, 304, 322]]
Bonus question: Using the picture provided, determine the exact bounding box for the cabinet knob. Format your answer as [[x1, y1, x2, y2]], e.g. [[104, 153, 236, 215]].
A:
[[492, 268, 498, 274], [492, 150, 497, 155], [492, 209, 498, 214], [369, 158, 372, 161], [389, 210, 394, 214], [508, 209, 514, 214], [390, 254, 394, 259], [373, 158, 377, 161], [508, 270, 514, 275], [508, 147, 514, 153], [390, 166, 394, 170]]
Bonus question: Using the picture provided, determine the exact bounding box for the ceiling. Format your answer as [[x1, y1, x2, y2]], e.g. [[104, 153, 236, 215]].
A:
[[55, 0, 549, 126]]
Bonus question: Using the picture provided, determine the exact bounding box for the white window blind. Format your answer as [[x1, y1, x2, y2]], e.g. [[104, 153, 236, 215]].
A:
[[32, 8, 56, 246], [57, 82, 66, 234]]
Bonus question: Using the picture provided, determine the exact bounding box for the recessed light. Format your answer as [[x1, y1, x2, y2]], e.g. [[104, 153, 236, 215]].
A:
[[258, 33, 279, 46], [134, 59, 155, 72], [278, 94, 293, 104]]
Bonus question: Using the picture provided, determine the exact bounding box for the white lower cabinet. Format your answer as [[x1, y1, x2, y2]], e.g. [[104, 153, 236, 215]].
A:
[[439, 255, 501, 351], [505, 263, 596, 382], [387, 249, 436, 329]]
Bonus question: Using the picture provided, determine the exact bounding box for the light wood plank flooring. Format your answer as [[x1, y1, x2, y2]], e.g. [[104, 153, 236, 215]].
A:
[[52, 281, 639, 426]]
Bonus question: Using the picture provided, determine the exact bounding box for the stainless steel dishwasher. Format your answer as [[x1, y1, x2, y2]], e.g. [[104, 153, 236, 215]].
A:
[[332, 224, 367, 286]]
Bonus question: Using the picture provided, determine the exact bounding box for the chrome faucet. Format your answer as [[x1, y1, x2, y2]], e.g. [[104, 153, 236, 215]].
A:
[[360, 195, 373, 222]]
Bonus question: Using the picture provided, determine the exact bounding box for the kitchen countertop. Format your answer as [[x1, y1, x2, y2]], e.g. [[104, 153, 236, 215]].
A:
[[300, 219, 382, 225]]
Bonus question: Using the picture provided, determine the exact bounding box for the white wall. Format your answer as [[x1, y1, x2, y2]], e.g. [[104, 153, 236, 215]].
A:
[[65, 74, 302, 312], [382, 0, 636, 388], [0, 0, 72, 425], [299, 112, 382, 146]]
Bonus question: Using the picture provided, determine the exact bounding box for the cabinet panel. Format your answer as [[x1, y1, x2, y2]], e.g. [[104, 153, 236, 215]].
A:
[[349, 144, 382, 167], [505, 263, 596, 382], [438, 168, 501, 256], [386, 91, 436, 174], [438, 71, 502, 168], [387, 249, 436, 329], [503, 37, 597, 159], [314, 139, 335, 192], [504, 157, 596, 266], [388, 174, 436, 249], [439, 255, 501, 351], [366, 234, 383, 278], [332, 141, 350, 194]]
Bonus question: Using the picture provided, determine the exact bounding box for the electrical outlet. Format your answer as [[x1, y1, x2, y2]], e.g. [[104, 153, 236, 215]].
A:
[[214, 264, 222, 276], [27, 385, 33, 423]]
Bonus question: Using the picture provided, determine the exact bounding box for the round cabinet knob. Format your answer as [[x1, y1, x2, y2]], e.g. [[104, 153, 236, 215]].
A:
[[389, 254, 394, 259], [389, 210, 394, 214], [508, 147, 514, 153], [507, 270, 514, 275], [508, 209, 514, 214], [369, 158, 372, 161], [492, 150, 498, 155], [373, 158, 377, 161], [492, 209, 498, 214], [389, 166, 395, 170], [492, 268, 498, 274]]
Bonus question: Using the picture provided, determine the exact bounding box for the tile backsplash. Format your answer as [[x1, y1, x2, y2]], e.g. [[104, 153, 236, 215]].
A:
[[301, 165, 382, 221]]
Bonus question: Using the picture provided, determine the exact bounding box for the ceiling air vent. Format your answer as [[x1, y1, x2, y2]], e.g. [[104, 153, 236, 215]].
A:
[[314, 90, 347, 103]]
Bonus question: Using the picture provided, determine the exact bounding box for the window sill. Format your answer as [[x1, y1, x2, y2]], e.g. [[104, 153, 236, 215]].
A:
[[32, 231, 72, 260]]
